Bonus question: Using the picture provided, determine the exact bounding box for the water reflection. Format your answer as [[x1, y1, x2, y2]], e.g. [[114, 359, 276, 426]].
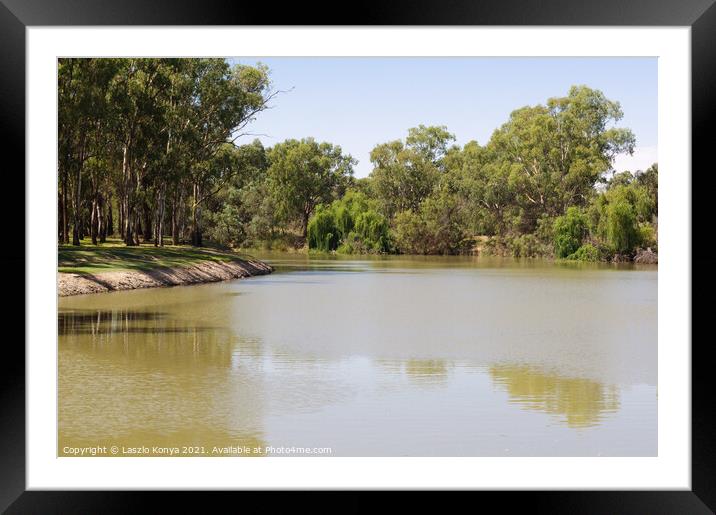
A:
[[59, 309, 166, 335], [404, 359, 452, 384], [376, 358, 454, 386], [489, 364, 621, 428], [58, 308, 267, 455], [58, 254, 656, 456]]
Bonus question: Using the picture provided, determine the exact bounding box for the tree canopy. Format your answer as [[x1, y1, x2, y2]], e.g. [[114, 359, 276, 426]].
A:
[[58, 65, 656, 262]]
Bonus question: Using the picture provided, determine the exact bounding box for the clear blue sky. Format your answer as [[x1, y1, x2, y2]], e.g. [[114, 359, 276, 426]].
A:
[[229, 57, 657, 178]]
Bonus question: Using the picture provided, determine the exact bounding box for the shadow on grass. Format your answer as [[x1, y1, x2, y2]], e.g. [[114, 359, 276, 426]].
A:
[[58, 243, 259, 274]]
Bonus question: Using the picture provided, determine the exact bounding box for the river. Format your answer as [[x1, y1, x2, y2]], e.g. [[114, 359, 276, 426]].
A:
[[58, 254, 657, 456]]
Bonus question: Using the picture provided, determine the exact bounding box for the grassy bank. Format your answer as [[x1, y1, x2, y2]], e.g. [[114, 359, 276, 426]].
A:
[[58, 238, 273, 296], [58, 238, 258, 275]]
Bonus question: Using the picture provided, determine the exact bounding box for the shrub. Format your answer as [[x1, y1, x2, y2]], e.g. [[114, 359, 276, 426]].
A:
[[535, 214, 555, 244], [481, 236, 506, 256], [204, 204, 244, 248], [392, 190, 470, 255], [393, 209, 429, 254], [508, 234, 549, 258], [566, 243, 601, 262], [336, 239, 356, 255], [638, 223, 657, 250]]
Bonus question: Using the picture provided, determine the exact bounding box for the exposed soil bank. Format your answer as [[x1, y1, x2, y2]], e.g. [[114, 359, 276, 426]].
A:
[[58, 258, 272, 296], [633, 247, 658, 264]]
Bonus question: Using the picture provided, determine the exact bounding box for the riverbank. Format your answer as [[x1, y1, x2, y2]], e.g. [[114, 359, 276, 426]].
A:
[[58, 241, 273, 296]]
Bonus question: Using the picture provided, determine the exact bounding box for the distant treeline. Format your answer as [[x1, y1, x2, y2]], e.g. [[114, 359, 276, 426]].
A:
[[59, 58, 657, 261]]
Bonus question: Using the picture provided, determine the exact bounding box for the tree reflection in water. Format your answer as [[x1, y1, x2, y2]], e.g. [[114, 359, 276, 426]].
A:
[[489, 364, 620, 428]]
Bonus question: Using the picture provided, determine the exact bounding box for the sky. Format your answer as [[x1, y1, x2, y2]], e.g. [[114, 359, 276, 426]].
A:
[[228, 57, 657, 178]]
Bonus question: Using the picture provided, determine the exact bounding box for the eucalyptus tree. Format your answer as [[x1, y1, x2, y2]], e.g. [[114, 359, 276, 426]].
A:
[[58, 58, 119, 245], [405, 125, 456, 168], [452, 140, 513, 235], [266, 138, 355, 237], [181, 60, 274, 246], [202, 140, 271, 247], [486, 85, 635, 232], [107, 58, 174, 245], [57, 57, 274, 247], [368, 125, 455, 219]]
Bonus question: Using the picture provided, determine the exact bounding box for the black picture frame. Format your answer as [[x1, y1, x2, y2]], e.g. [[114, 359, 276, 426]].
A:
[[2, 1, 713, 512]]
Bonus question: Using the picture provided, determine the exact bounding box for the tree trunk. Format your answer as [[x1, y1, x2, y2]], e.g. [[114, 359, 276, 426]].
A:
[[122, 144, 136, 246], [155, 184, 166, 247], [72, 163, 82, 245], [143, 202, 152, 242], [118, 193, 124, 240], [302, 209, 310, 239], [135, 215, 142, 245], [61, 174, 69, 243], [100, 194, 114, 243], [154, 194, 160, 247], [179, 189, 186, 244], [90, 196, 98, 245], [124, 203, 134, 245], [171, 195, 178, 245], [99, 195, 106, 243], [191, 182, 202, 246], [58, 193, 64, 243]]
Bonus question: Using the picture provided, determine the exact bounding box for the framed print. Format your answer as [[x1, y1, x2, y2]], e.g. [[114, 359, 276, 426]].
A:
[[2, 0, 714, 512]]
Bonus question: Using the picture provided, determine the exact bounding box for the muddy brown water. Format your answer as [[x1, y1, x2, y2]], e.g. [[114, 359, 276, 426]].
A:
[[58, 254, 657, 456]]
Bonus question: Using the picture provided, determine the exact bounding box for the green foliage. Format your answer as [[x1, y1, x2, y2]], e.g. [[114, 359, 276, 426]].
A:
[[307, 191, 390, 253], [202, 140, 279, 248], [635, 163, 658, 218], [267, 138, 355, 236], [369, 126, 455, 218], [392, 188, 469, 255], [354, 210, 391, 252], [405, 125, 456, 165], [553, 207, 588, 258], [58, 57, 274, 247], [638, 223, 657, 250], [605, 200, 640, 254], [508, 234, 550, 258], [307, 205, 340, 252], [393, 210, 429, 255], [485, 85, 635, 226], [566, 243, 601, 262], [534, 214, 556, 245], [585, 166, 658, 256], [457, 142, 512, 235], [607, 171, 634, 189], [204, 199, 243, 247], [366, 85, 639, 257], [58, 69, 657, 263]]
